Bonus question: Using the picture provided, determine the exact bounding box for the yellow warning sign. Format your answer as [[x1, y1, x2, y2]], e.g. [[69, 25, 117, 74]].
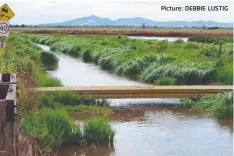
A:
[[0, 4, 15, 21]]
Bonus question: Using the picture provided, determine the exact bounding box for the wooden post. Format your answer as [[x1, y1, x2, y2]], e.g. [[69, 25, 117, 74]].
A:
[[0, 37, 4, 49], [0, 73, 17, 156], [218, 43, 223, 59]]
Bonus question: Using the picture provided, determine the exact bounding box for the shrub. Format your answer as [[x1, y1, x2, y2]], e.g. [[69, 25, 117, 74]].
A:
[[40, 51, 58, 70], [83, 117, 115, 145], [154, 77, 177, 85]]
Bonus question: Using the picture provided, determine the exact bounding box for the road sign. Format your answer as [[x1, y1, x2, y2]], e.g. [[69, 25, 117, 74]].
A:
[[0, 4, 15, 21], [0, 21, 9, 36]]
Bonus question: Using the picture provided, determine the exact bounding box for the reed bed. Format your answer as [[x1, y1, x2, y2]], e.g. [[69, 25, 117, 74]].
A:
[[29, 33, 233, 85]]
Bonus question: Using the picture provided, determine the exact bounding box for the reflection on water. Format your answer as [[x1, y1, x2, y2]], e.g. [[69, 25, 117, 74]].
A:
[[128, 36, 189, 41], [60, 106, 233, 156], [57, 145, 114, 156], [37, 44, 233, 156]]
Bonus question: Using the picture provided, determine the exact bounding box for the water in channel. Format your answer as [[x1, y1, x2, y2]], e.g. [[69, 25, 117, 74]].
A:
[[37, 38, 232, 156]]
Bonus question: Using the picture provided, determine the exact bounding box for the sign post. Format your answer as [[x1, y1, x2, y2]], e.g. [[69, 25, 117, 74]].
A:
[[0, 3, 15, 49], [0, 20, 9, 36], [0, 3, 15, 21]]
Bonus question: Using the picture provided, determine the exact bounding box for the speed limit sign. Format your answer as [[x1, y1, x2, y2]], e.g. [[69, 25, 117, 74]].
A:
[[0, 21, 9, 36]]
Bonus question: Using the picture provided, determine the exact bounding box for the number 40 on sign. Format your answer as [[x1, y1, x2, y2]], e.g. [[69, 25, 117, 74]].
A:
[[0, 20, 9, 36]]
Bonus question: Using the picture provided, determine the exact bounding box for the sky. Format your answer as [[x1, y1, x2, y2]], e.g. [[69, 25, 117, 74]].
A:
[[0, 0, 233, 25]]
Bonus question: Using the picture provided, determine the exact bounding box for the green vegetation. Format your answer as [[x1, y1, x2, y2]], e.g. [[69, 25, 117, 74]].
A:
[[27, 34, 233, 85], [83, 117, 115, 145], [21, 109, 115, 151], [179, 92, 233, 118], [188, 36, 233, 44], [154, 77, 177, 85], [1, 33, 115, 153], [21, 108, 81, 151], [41, 91, 109, 108], [37, 72, 62, 87], [40, 51, 58, 70]]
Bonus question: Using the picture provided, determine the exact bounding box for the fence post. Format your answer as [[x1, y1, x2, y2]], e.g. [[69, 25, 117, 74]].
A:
[[0, 73, 17, 156]]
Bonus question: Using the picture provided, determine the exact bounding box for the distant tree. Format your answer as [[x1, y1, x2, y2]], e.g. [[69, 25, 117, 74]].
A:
[[202, 25, 206, 30], [142, 23, 146, 29]]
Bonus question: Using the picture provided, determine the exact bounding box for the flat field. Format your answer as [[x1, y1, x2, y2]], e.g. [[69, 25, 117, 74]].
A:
[[12, 27, 233, 37]]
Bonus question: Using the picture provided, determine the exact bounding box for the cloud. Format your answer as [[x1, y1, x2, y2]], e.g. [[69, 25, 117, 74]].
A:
[[2, 1, 233, 25]]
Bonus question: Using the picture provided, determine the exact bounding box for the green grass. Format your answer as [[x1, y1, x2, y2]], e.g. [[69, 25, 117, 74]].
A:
[[154, 77, 177, 85], [28, 33, 233, 85], [22, 109, 115, 151], [83, 117, 115, 145], [179, 92, 233, 118], [41, 91, 110, 108], [37, 72, 62, 87], [3, 33, 115, 153], [21, 108, 81, 151], [188, 36, 233, 43], [40, 51, 58, 70]]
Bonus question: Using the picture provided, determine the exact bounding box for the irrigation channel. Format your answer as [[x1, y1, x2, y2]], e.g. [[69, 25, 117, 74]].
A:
[[37, 36, 232, 156]]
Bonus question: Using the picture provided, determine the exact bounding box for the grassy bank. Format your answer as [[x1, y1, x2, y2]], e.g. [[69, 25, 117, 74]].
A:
[[21, 108, 115, 151], [27, 33, 233, 85], [179, 92, 233, 118], [188, 36, 233, 43], [1, 33, 115, 153]]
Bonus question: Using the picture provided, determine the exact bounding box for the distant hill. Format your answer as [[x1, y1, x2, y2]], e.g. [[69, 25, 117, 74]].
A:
[[40, 15, 233, 27]]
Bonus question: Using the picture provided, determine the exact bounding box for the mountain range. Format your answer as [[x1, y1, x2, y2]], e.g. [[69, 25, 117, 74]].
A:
[[40, 15, 233, 27]]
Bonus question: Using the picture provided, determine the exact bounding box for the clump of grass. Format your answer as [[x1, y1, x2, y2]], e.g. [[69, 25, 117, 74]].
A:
[[196, 92, 233, 118], [154, 77, 177, 85], [83, 117, 115, 145], [70, 45, 82, 57], [21, 108, 82, 151], [98, 54, 121, 71], [82, 49, 93, 62], [22, 109, 115, 151], [41, 91, 110, 108], [37, 72, 62, 87], [116, 56, 158, 77], [141, 63, 215, 85], [178, 92, 233, 118], [40, 51, 58, 70]]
